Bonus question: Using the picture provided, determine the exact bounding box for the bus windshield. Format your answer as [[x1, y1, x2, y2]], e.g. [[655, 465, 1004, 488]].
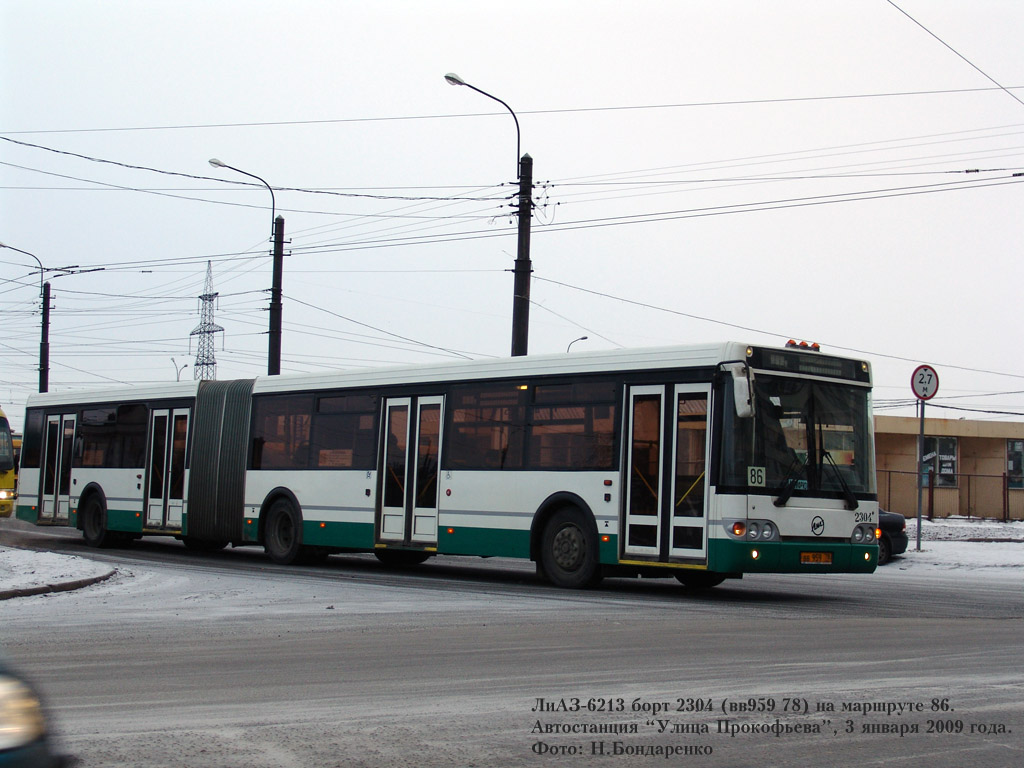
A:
[[720, 374, 875, 500], [0, 416, 14, 472]]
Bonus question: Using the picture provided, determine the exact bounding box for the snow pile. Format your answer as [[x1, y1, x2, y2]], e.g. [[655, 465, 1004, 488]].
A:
[[0, 548, 115, 597]]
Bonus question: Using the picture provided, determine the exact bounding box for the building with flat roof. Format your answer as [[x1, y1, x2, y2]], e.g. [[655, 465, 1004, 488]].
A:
[[875, 415, 1024, 521]]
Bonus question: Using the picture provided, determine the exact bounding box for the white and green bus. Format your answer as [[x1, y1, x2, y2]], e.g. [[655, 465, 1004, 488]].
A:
[[16, 342, 879, 588]]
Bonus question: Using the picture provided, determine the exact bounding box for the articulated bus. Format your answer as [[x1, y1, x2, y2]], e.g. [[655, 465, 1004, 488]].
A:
[[15, 342, 879, 588], [0, 406, 15, 517]]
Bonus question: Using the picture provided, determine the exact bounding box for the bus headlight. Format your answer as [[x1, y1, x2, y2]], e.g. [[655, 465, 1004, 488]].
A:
[[0, 489, 14, 500], [851, 524, 875, 544], [726, 520, 779, 541], [0, 675, 47, 750]]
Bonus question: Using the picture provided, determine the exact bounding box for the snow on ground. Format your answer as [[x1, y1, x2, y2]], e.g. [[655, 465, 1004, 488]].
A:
[[0, 547, 114, 597], [894, 516, 1024, 575], [0, 517, 1021, 597]]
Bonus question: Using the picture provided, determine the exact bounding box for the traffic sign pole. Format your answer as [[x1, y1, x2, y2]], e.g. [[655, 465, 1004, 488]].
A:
[[911, 365, 939, 551]]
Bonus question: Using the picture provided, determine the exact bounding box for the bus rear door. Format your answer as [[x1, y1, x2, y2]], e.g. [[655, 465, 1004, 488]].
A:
[[623, 384, 711, 562], [145, 408, 190, 530]]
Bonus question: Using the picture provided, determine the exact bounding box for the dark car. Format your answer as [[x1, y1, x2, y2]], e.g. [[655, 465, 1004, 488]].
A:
[[877, 509, 909, 565], [0, 654, 72, 767]]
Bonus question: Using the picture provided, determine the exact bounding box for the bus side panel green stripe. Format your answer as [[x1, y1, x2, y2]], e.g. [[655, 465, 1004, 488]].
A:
[[302, 520, 375, 549], [439, 527, 530, 559], [107, 508, 143, 534]]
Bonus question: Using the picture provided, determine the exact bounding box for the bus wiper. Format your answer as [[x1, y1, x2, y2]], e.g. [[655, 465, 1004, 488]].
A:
[[822, 450, 859, 510], [773, 455, 805, 507]]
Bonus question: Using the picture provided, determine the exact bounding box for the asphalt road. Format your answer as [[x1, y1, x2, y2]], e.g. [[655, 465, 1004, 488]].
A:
[[2, 523, 1022, 768]]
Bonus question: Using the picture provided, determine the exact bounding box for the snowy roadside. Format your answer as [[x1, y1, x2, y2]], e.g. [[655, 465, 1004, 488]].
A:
[[0, 547, 115, 599], [0, 517, 1021, 598], [892, 516, 1024, 575]]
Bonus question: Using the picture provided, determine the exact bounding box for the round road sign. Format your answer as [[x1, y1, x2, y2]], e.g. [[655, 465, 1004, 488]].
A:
[[911, 364, 939, 401]]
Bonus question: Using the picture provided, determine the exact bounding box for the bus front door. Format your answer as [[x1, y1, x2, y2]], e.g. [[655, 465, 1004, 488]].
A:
[[40, 414, 76, 523], [623, 384, 710, 562], [145, 409, 190, 530], [378, 396, 443, 547]]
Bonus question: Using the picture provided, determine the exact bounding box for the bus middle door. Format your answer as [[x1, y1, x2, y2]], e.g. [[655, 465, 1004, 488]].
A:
[[377, 396, 443, 547]]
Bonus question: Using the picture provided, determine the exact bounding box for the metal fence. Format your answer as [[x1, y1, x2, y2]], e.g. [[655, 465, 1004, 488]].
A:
[[877, 470, 1024, 521]]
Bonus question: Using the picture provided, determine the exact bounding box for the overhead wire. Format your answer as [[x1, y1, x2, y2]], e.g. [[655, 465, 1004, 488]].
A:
[[3, 85, 1023, 135]]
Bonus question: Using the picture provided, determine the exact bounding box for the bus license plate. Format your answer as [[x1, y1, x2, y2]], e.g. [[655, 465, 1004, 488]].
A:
[[800, 552, 832, 565]]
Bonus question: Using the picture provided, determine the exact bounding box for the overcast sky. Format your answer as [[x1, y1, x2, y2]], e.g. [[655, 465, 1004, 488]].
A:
[[2, 0, 1023, 432]]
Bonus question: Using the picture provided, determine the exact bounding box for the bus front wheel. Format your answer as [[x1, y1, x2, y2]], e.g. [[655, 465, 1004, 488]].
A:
[[540, 507, 602, 589], [674, 572, 726, 590]]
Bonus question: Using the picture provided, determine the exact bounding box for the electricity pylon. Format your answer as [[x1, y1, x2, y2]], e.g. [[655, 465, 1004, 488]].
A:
[[190, 261, 224, 380]]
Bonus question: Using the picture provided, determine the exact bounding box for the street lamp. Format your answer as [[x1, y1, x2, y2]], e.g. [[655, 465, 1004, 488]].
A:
[[0, 242, 50, 392], [172, 358, 189, 382], [566, 336, 588, 353], [444, 73, 520, 179], [208, 158, 285, 376], [445, 73, 533, 357]]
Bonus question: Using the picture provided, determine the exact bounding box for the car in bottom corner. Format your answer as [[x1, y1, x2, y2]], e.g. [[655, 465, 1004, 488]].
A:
[[877, 509, 909, 565], [0, 654, 73, 767]]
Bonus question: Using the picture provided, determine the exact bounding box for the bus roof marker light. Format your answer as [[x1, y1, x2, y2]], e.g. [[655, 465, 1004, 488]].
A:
[[786, 340, 821, 352]]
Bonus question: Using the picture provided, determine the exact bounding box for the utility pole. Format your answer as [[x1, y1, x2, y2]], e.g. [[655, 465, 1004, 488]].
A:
[[511, 154, 533, 357], [40, 282, 50, 393], [268, 215, 284, 376]]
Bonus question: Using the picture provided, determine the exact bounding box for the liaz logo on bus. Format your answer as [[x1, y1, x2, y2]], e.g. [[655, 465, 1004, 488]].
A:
[[811, 516, 825, 536]]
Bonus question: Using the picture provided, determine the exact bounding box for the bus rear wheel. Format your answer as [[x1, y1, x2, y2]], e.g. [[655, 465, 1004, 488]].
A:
[[264, 499, 304, 565], [81, 496, 118, 548], [540, 507, 602, 589]]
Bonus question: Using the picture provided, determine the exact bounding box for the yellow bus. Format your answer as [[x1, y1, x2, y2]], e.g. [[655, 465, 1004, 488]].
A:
[[0, 405, 16, 517]]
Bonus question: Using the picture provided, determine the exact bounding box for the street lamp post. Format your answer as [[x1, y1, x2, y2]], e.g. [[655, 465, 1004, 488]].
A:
[[0, 242, 50, 392], [566, 336, 588, 353], [445, 73, 533, 357], [209, 159, 285, 376], [172, 358, 189, 382]]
